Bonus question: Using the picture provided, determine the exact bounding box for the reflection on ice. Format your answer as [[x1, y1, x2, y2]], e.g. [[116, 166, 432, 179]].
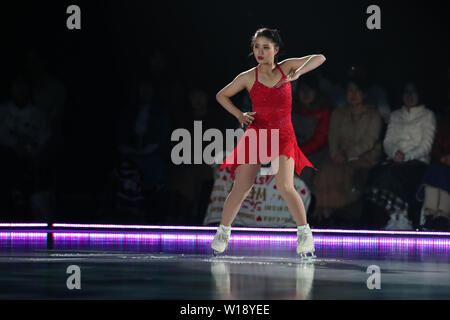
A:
[[210, 259, 315, 300]]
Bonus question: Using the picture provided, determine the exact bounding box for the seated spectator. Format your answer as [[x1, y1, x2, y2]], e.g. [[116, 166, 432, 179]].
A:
[[166, 88, 217, 225], [417, 84, 450, 230], [323, 65, 391, 123], [25, 49, 66, 141], [189, 88, 222, 131], [25, 49, 66, 222], [362, 81, 436, 230], [291, 74, 331, 190], [0, 76, 51, 221], [313, 77, 383, 227], [106, 80, 171, 223], [117, 80, 170, 190], [167, 80, 189, 131]]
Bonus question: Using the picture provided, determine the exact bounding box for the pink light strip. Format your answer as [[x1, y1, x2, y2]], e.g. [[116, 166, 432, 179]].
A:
[[50, 232, 450, 247], [0, 223, 48, 228], [51, 223, 450, 237], [0, 232, 48, 237], [1, 232, 448, 251]]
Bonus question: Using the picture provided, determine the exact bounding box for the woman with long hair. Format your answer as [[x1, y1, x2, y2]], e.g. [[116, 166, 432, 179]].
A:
[[212, 27, 326, 259]]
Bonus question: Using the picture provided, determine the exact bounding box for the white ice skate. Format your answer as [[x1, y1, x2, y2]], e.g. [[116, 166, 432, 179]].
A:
[[297, 224, 316, 261], [211, 225, 231, 255]]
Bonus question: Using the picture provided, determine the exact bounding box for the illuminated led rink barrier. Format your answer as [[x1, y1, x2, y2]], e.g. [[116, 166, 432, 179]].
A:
[[0, 223, 449, 257]]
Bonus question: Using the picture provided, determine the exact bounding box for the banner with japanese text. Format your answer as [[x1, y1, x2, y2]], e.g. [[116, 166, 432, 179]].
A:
[[203, 165, 311, 227]]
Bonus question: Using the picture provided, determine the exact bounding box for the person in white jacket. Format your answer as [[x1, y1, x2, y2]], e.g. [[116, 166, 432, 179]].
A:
[[362, 82, 436, 230], [383, 85, 436, 164]]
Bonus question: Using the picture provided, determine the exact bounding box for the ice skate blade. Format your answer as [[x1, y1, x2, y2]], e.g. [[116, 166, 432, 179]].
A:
[[298, 252, 317, 262], [212, 250, 225, 256]]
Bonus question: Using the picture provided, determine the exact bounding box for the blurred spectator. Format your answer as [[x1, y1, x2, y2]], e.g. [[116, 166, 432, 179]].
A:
[[313, 77, 383, 227], [106, 80, 170, 222], [0, 76, 51, 221], [315, 70, 341, 109], [188, 88, 222, 130], [166, 88, 217, 225], [26, 49, 66, 142], [167, 80, 190, 130], [26, 49, 67, 221], [117, 80, 169, 189], [98, 156, 146, 223], [347, 65, 391, 122], [323, 65, 391, 123], [149, 48, 167, 80], [147, 48, 171, 107], [291, 74, 331, 190], [362, 82, 436, 230], [417, 83, 450, 230]]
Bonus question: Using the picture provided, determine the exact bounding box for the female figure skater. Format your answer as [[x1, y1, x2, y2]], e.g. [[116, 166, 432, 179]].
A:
[[211, 28, 326, 259]]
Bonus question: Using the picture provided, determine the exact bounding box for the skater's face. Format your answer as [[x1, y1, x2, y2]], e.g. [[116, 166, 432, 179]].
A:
[[403, 83, 419, 108], [346, 82, 365, 106], [253, 37, 278, 64]]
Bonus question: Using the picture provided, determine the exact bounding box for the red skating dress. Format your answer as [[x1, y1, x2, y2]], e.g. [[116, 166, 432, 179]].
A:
[[220, 64, 317, 179]]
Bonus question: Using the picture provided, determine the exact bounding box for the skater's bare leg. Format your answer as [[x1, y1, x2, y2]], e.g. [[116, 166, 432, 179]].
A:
[[220, 164, 261, 226], [275, 155, 308, 226]]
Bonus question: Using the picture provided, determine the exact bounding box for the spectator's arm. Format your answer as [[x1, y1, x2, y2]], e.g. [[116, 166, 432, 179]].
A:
[[352, 110, 383, 160], [359, 142, 382, 167], [383, 113, 399, 159], [328, 109, 341, 158], [404, 111, 436, 161]]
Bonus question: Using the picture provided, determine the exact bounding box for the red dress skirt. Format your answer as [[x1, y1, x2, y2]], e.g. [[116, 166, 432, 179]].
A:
[[220, 65, 317, 179]]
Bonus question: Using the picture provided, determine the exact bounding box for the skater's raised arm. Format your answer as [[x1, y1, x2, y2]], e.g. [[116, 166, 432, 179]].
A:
[[216, 72, 256, 128], [275, 55, 326, 88], [284, 54, 326, 76]]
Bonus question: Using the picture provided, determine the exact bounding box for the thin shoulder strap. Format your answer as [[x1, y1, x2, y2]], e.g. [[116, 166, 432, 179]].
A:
[[276, 64, 286, 77], [255, 66, 258, 81]]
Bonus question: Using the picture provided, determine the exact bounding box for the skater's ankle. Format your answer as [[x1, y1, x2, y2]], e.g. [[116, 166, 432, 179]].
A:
[[219, 224, 231, 230], [297, 224, 310, 231]]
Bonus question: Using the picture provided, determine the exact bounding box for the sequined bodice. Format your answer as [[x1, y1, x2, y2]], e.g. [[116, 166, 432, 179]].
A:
[[248, 65, 294, 139]]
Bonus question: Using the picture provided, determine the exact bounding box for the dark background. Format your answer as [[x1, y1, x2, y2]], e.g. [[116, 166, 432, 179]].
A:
[[0, 0, 449, 224]]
